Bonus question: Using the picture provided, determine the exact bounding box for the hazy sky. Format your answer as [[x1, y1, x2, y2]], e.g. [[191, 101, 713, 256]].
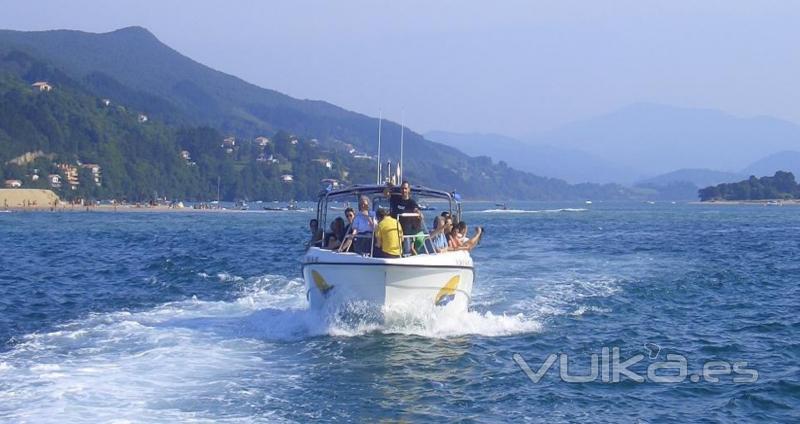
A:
[[2, 0, 799, 136]]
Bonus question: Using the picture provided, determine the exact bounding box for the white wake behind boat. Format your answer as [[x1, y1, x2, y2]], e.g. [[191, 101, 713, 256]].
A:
[[302, 184, 475, 312]]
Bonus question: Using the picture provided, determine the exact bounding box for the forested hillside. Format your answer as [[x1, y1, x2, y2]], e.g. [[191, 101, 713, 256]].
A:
[[0, 27, 637, 201], [0, 55, 372, 201], [698, 171, 799, 201]]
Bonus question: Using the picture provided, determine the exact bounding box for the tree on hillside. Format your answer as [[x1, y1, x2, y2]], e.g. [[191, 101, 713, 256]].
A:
[[698, 171, 798, 201]]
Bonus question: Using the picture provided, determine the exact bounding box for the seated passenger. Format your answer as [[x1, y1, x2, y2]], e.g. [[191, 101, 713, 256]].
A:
[[338, 207, 356, 252], [454, 221, 466, 244], [307, 219, 324, 249], [444, 216, 453, 232], [447, 226, 462, 250], [341, 195, 376, 253], [343, 207, 355, 235], [429, 216, 449, 253], [325, 217, 346, 250], [448, 223, 483, 251], [374, 208, 403, 258]]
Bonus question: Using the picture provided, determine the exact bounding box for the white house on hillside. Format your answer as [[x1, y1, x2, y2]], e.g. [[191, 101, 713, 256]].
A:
[[313, 159, 333, 169], [31, 82, 53, 92], [48, 174, 62, 188], [81, 164, 102, 186]]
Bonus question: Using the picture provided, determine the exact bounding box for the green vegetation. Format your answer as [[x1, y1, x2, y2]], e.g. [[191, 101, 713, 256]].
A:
[[0, 65, 372, 201], [698, 171, 800, 201], [0, 27, 640, 201]]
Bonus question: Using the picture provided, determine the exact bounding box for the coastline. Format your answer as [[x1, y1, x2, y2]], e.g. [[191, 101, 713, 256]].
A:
[[0, 189, 317, 213], [1, 204, 311, 213], [690, 199, 800, 206]]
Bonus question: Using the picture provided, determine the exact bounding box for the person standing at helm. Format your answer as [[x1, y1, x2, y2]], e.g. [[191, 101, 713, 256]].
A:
[[387, 180, 423, 253]]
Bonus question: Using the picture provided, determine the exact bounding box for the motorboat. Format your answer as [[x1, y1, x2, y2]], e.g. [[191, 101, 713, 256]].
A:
[[329, 201, 351, 211], [302, 184, 475, 312], [263, 200, 312, 212]]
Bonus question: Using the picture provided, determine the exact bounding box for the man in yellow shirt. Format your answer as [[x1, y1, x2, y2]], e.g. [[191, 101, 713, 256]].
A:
[[374, 208, 403, 258]]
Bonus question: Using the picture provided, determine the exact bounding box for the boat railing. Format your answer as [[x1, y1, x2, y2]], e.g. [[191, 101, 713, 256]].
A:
[[308, 207, 456, 257], [308, 238, 325, 249], [331, 229, 443, 257]]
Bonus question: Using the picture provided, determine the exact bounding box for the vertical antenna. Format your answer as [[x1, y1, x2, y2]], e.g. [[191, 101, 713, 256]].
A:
[[399, 111, 404, 182], [376, 111, 382, 184]]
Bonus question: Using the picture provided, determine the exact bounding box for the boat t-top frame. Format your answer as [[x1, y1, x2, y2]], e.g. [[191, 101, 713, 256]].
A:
[[313, 184, 462, 255]]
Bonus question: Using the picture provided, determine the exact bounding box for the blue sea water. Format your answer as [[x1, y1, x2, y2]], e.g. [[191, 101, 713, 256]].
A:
[[0, 202, 798, 423]]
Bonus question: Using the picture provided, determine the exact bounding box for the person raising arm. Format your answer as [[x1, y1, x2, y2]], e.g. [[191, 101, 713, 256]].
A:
[[448, 223, 483, 251]]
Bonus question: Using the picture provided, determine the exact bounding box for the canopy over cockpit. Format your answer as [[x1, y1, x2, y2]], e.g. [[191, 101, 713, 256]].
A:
[[310, 184, 462, 255], [315, 184, 461, 226]]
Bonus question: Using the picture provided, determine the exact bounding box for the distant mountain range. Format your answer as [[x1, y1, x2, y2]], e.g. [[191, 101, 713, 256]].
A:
[[429, 103, 800, 187], [528, 102, 800, 176], [425, 131, 637, 184], [742, 151, 800, 177], [636, 169, 746, 189], [637, 151, 800, 186], [0, 26, 636, 200], [3, 26, 797, 201]]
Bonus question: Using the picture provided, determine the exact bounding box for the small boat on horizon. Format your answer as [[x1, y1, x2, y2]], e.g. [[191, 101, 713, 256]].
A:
[[263, 200, 312, 212]]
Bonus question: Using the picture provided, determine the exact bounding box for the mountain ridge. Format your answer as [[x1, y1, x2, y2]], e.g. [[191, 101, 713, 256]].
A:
[[527, 102, 800, 175], [425, 130, 642, 184], [742, 150, 800, 177], [0, 26, 636, 200]]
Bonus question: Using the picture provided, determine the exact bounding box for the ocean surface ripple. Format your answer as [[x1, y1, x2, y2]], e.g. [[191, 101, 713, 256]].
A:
[[1, 202, 798, 423]]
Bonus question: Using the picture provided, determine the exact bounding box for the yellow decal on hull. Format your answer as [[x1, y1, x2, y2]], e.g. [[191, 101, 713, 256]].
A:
[[311, 270, 334, 295], [434, 275, 460, 306]]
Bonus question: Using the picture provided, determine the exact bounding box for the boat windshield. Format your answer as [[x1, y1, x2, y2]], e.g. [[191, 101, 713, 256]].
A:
[[309, 184, 461, 256]]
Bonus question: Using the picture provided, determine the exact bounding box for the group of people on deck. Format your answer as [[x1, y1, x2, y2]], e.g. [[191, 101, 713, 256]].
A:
[[308, 181, 483, 258]]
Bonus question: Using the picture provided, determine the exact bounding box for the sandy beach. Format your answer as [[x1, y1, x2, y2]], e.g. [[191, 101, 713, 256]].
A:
[[1, 189, 60, 209], [0, 190, 308, 213]]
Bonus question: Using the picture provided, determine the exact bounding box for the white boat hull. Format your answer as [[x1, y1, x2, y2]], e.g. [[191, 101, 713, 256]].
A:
[[302, 248, 474, 312]]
